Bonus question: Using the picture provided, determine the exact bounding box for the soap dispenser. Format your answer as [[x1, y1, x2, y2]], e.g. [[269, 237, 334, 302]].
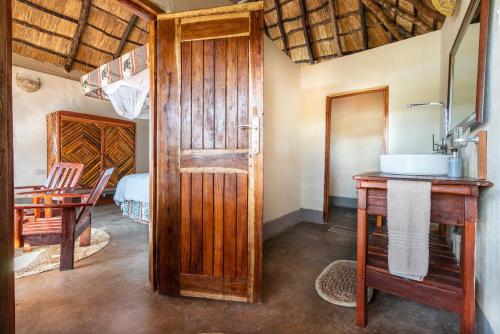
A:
[[448, 149, 463, 178]]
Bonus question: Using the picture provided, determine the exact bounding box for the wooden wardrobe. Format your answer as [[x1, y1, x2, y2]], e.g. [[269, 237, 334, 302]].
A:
[[47, 111, 136, 188]]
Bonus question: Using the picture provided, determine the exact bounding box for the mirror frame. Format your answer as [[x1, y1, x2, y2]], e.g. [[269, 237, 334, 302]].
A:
[[447, 0, 491, 131]]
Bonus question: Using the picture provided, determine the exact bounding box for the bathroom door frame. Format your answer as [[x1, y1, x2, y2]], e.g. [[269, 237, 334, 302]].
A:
[[0, 1, 163, 332], [323, 86, 389, 222]]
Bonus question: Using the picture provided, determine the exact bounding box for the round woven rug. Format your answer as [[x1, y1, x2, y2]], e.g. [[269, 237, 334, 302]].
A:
[[315, 260, 374, 307], [14, 228, 110, 279]]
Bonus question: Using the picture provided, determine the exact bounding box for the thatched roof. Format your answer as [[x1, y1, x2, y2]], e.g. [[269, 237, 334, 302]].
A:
[[12, 0, 151, 74], [259, 0, 445, 64], [13, 0, 446, 73]]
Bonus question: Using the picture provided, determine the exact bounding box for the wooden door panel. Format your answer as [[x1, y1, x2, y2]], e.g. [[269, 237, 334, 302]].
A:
[[179, 36, 250, 281], [60, 119, 101, 187], [181, 16, 250, 42], [157, 3, 263, 302], [236, 173, 248, 279], [46, 112, 58, 172], [103, 126, 135, 186]]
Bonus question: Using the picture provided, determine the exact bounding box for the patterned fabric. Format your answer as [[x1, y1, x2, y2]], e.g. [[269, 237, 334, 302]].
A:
[[81, 44, 149, 100], [121, 200, 149, 223]]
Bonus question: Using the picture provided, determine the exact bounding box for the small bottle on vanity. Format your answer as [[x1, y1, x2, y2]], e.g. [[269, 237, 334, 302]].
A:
[[448, 150, 463, 178]]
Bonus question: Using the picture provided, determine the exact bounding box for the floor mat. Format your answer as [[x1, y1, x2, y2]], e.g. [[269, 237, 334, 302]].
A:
[[315, 260, 374, 307], [15, 228, 110, 278]]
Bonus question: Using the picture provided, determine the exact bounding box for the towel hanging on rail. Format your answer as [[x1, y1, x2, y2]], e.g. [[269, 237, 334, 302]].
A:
[[387, 180, 431, 281]]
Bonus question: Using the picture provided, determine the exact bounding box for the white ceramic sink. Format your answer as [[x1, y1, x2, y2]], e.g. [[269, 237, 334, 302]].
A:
[[380, 154, 450, 176]]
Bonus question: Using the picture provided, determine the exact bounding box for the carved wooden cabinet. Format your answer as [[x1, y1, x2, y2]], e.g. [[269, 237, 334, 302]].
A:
[[47, 111, 136, 188], [353, 173, 493, 334]]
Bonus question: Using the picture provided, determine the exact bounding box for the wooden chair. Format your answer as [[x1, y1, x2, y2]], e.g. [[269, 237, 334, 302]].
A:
[[14, 168, 114, 271], [15, 162, 84, 219]]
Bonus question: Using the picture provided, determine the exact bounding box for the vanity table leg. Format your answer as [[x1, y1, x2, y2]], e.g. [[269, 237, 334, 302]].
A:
[[461, 196, 477, 334], [356, 188, 368, 327]]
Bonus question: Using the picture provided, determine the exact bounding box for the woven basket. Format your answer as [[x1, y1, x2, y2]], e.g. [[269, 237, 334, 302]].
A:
[[431, 0, 457, 16]]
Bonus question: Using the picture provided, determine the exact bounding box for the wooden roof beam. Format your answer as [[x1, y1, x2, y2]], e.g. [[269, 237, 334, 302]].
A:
[[13, 19, 114, 57], [273, 0, 289, 56], [359, 1, 368, 50], [114, 15, 138, 59], [16, 0, 131, 42], [360, 0, 404, 41], [298, 0, 314, 64], [64, 0, 91, 73], [327, 0, 343, 57]]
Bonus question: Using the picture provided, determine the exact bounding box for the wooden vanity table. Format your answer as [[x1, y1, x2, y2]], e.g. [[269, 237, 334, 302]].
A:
[[353, 173, 492, 334]]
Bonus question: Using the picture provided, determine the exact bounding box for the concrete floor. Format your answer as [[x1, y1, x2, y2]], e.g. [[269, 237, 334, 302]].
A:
[[15, 205, 459, 333]]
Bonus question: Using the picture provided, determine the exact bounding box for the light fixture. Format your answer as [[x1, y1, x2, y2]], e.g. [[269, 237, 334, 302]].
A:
[[15, 72, 41, 93]]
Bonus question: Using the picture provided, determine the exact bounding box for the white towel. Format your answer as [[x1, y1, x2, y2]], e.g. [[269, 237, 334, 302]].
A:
[[387, 180, 431, 281]]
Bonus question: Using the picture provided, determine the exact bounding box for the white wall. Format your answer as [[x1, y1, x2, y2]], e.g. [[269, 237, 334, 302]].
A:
[[263, 37, 302, 222], [150, 0, 231, 12], [300, 31, 442, 211], [329, 92, 385, 199], [441, 0, 500, 331], [171, 0, 231, 11], [12, 66, 149, 186]]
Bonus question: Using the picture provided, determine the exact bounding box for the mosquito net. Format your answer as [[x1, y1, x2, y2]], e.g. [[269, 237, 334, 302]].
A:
[[102, 69, 149, 120]]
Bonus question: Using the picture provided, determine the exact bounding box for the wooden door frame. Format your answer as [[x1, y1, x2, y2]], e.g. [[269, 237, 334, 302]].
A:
[[323, 86, 389, 222], [0, 1, 162, 332], [0, 0, 15, 332], [113, 0, 163, 291]]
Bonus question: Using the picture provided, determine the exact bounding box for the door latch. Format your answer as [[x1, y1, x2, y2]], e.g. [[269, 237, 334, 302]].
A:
[[237, 115, 260, 155]]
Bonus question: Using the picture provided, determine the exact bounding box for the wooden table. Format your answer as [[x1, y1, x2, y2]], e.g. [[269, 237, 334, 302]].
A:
[[353, 173, 493, 334]]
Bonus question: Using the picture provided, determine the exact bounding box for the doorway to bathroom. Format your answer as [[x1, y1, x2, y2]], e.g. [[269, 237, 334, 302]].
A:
[[323, 87, 389, 223]]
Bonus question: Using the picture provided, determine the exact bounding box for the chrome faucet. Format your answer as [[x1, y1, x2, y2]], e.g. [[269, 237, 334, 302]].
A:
[[449, 127, 479, 149], [432, 134, 448, 154], [407, 102, 451, 154], [406, 102, 450, 135]]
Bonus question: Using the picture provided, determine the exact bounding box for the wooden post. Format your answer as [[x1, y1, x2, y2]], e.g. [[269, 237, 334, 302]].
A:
[[477, 131, 487, 180], [60, 207, 77, 271], [14, 209, 23, 249], [79, 212, 91, 247], [148, 18, 158, 291], [356, 187, 368, 327], [0, 0, 15, 331], [44, 195, 53, 218], [461, 195, 477, 334]]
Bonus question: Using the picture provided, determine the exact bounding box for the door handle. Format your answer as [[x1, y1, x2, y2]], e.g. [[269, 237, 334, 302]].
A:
[[237, 115, 260, 156], [237, 124, 257, 130]]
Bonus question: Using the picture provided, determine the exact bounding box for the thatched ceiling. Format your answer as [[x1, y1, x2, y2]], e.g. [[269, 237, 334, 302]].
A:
[[259, 0, 445, 64], [12, 0, 151, 74], [12, 0, 446, 74]]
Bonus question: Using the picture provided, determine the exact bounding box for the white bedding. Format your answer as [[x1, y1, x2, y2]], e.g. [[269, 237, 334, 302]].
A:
[[114, 173, 150, 204]]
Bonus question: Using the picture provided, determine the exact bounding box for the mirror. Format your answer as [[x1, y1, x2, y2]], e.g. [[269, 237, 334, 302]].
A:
[[448, 0, 490, 131]]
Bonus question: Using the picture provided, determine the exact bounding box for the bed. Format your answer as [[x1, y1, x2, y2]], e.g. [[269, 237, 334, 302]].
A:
[[114, 173, 150, 223]]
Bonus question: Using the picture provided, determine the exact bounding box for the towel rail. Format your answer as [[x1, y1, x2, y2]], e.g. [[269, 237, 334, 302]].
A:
[[353, 173, 492, 334]]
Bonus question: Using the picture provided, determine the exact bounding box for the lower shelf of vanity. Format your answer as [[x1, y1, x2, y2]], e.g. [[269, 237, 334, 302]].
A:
[[366, 230, 463, 314]]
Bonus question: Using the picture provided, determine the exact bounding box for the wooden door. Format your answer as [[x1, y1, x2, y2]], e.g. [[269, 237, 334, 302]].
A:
[[60, 119, 102, 187], [156, 2, 263, 303]]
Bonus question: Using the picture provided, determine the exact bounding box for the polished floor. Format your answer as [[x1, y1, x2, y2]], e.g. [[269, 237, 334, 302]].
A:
[[15, 205, 458, 333]]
